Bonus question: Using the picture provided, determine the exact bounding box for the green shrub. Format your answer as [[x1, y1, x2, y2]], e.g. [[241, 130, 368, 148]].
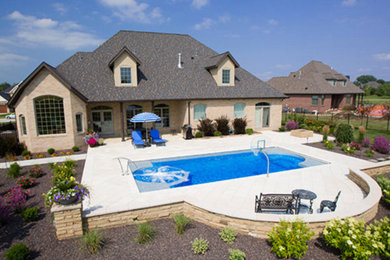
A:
[[245, 128, 253, 135], [197, 118, 215, 136], [323, 140, 335, 150], [20, 207, 39, 222], [335, 123, 353, 143], [7, 163, 22, 178], [377, 176, 390, 203], [365, 149, 375, 158], [173, 213, 191, 235], [191, 238, 209, 255], [47, 148, 55, 155], [296, 115, 305, 125], [215, 116, 230, 135], [323, 217, 374, 260], [232, 118, 247, 134], [82, 229, 105, 254], [5, 243, 30, 260], [268, 218, 314, 259], [52, 162, 75, 185], [279, 126, 285, 132], [136, 222, 155, 244], [367, 217, 390, 258], [0, 135, 26, 158], [219, 227, 237, 244], [63, 159, 75, 169], [72, 146, 80, 152], [229, 249, 246, 260], [195, 132, 203, 138], [21, 150, 30, 157], [214, 130, 222, 136]]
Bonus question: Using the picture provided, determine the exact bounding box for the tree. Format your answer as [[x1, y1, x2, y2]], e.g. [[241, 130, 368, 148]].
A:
[[377, 79, 385, 84], [355, 75, 377, 85], [0, 82, 11, 92], [376, 82, 390, 96]]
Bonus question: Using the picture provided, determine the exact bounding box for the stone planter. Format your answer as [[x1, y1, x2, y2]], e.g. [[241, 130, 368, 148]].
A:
[[56, 195, 78, 205]]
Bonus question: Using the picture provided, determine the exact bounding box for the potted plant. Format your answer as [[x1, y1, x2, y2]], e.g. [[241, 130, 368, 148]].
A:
[[44, 177, 89, 207], [83, 130, 100, 147]]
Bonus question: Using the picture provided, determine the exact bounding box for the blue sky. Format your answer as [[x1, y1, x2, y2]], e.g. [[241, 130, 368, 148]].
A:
[[0, 0, 389, 84]]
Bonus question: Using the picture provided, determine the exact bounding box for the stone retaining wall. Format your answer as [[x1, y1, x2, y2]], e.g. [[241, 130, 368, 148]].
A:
[[363, 165, 390, 177], [51, 203, 83, 240]]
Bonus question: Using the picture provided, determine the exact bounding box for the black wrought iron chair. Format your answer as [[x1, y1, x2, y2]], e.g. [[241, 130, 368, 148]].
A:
[[320, 191, 341, 213]]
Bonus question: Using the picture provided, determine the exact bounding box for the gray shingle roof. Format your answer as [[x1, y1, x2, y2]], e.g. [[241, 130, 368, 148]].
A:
[[268, 61, 364, 95], [0, 91, 10, 101], [55, 30, 285, 102]]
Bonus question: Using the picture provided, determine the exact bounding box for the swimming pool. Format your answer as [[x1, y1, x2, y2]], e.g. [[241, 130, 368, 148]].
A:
[[132, 147, 326, 192]]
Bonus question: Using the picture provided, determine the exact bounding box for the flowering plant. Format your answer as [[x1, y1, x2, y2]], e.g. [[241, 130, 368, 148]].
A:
[[323, 217, 374, 260], [365, 149, 375, 158], [0, 198, 11, 225], [285, 121, 299, 131], [361, 137, 370, 147], [349, 142, 360, 150], [367, 217, 390, 258], [29, 166, 44, 178], [44, 177, 89, 207], [372, 136, 390, 154], [83, 131, 100, 147], [16, 177, 35, 189], [3, 186, 29, 213]]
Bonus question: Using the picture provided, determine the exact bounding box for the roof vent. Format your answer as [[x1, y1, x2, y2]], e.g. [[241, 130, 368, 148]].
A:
[[178, 53, 183, 69]]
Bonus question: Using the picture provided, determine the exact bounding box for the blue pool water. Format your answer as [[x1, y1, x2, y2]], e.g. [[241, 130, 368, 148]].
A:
[[132, 147, 325, 192]]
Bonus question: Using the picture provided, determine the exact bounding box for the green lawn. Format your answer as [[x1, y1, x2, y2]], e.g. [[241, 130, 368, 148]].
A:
[[364, 95, 390, 105]]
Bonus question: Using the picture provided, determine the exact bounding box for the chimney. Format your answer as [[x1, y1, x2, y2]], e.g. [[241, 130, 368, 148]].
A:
[[178, 53, 183, 69], [298, 70, 302, 79]]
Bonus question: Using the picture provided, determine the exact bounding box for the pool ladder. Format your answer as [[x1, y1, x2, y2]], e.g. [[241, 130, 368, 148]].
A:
[[251, 138, 270, 177]]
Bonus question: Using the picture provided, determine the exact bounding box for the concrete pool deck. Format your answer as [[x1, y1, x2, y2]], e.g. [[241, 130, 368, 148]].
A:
[[81, 131, 383, 226]]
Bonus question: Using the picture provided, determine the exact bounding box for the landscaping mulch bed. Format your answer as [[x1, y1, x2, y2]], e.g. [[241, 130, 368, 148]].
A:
[[1, 162, 389, 259], [306, 142, 390, 162], [0, 147, 87, 163]]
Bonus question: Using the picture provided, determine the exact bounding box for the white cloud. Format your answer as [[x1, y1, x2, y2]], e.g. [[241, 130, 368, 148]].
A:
[[0, 53, 29, 66], [373, 53, 390, 61], [194, 18, 214, 30], [6, 11, 103, 50], [274, 64, 292, 70], [341, 0, 357, 7], [218, 15, 231, 23], [268, 19, 278, 25], [357, 67, 372, 72], [258, 71, 274, 80], [192, 0, 209, 9], [99, 0, 166, 23], [52, 3, 67, 15], [250, 25, 272, 34]]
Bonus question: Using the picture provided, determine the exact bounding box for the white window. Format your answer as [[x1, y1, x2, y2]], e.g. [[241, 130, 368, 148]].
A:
[[19, 115, 27, 135], [76, 114, 83, 133], [194, 104, 206, 120], [234, 103, 245, 118], [222, 69, 230, 84], [34, 95, 65, 135], [120, 67, 131, 84]]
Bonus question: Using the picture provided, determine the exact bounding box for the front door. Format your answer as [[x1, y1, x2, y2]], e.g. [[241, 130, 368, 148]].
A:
[[92, 110, 114, 135]]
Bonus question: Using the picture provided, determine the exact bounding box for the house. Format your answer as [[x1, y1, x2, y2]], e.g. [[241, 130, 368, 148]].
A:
[[0, 91, 10, 113], [8, 30, 285, 152], [267, 61, 364, 113]]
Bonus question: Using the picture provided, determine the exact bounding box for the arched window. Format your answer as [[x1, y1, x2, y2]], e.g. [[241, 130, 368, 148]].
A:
[[154, 104, 169, 128], [34, 95, 65, 135], [19, 114, 27, 135], [126, 105, 143, 130], [234, 103, 245, 118], [194, 104, 206, 120], [255, 102, 271, 128]]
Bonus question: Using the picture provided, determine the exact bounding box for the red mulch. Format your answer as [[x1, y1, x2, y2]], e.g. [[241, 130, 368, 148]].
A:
[[0, 162, 389, 259]]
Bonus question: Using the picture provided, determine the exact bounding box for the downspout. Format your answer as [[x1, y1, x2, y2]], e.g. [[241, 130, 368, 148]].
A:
[[187, 101, 191, 125], [120, 102, 125, 142]]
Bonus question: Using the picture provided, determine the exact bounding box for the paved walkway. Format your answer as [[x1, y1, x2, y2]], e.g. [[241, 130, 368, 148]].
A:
[[0, 154, 87, 169], [81, 131, 383, 223]]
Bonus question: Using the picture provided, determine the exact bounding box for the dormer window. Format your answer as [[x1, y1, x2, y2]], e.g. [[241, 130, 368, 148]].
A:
[[120, 67, 131, 84], [222, 69, 230, 84]]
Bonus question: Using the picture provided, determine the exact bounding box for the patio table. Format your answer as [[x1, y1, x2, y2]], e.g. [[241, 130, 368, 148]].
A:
[[292, 189, 317, 214]]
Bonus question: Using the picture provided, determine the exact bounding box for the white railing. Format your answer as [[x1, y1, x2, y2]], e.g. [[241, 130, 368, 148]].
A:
[[250, 137, 270, 177]]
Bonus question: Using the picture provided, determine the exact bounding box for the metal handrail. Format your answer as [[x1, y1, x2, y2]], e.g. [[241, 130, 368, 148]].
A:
[[113, 157, 138, 175]]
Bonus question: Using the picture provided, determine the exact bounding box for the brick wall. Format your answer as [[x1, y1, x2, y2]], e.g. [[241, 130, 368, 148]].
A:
[[283, 94, 356, 113]]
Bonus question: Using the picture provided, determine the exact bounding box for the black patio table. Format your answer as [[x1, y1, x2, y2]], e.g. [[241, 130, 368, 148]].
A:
[[292, 189, 317, 214]]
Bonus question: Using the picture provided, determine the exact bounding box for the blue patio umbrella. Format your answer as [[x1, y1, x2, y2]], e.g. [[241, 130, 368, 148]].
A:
[[130, 112, 161, 144], [130, 112, 161, 123]]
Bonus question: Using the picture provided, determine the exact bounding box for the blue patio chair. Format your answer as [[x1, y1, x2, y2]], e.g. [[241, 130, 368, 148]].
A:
[[131, 130, 145, 147], [150, 129, 166, 145]]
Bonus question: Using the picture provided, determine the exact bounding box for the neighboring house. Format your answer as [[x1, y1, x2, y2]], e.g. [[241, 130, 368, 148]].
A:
[[0, 91, 10, 113], [360, 81, 380, 89], [268, 61, 364, 113], [8, 30, 285, 152]]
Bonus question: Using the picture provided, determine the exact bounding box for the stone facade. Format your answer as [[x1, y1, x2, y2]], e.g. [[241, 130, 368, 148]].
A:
[[51, 203, 83, 240]]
